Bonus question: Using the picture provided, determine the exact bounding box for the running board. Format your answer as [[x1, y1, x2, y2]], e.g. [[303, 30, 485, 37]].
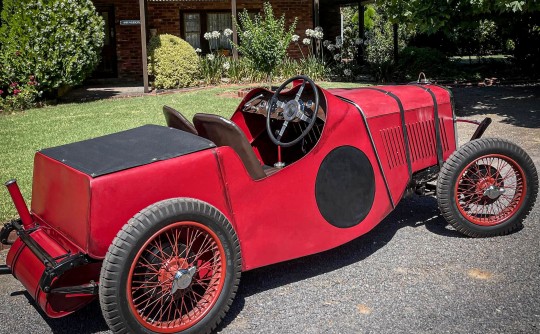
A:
[[49, 281, 98, 295], [0, 265, 11, 275]]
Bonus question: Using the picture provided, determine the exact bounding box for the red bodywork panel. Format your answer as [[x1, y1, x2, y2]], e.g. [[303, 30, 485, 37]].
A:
[[31, 149, 232, 259], [329, 85, 457, 205], [6, 84, 456, 317]]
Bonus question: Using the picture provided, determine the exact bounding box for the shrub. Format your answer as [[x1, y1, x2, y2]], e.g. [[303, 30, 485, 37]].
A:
[[0, 76, 40, 114], [398, 47, 449, 81], [148, 34, 200, 89], [234, 2, 297, 81], [0, 0, 104, 95]]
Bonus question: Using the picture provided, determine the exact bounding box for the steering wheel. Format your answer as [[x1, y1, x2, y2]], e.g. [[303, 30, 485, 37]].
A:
[[266, 75, 320, 147]]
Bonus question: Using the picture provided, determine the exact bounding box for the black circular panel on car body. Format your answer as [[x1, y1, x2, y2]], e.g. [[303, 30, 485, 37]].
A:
[[315, 146, 375, 228]]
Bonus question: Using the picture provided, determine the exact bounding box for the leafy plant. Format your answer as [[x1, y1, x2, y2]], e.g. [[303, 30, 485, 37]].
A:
[[0, 0, 104, 95], [300, 56, 327, 81], [234, 2, 297, 81], [199, 54, 225, 85], [148, 34, 200, 89], [0, 76, 41, 114]]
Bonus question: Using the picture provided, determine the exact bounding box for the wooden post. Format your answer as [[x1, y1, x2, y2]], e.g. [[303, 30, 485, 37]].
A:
[[313, 0, 320, 27], [139, 0, 149, 93], [358, 2, 365, 63], [231, 0, 238, 60]]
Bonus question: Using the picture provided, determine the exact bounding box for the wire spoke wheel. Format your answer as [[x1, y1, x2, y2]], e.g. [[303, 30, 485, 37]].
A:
[[100, 199, 241, 334], [455, 155, 525, 226], [128, 222, 225, 332], [437, 138, 538, 237]]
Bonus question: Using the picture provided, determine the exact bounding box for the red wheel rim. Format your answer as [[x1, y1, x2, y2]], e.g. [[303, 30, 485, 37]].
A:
[[454, 154, 527, 226], [127, 221, 226, 333]]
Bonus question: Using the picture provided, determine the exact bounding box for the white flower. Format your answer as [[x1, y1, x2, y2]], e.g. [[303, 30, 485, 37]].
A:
[[355, 38, 363, 45], [291, 34, 300, 42], [336, 41, 343, 49], [195, 48, 202, 53], [334, 54, 341, 61], [305, 29, 314, 38], [223, 62, 230, 70], [327, 44, 336, 51], [207, 54, 215, 61], [314, 31, 324, 40], [302, 38, 311, 45], [211, 31, 221, 39], [323, 40, 331, 47], [204, 32, 212, 40], [315, 26, 323, 32], [224, 28, 233, 37], [335, 36, 342, 45], [344, 69, 352, 76]]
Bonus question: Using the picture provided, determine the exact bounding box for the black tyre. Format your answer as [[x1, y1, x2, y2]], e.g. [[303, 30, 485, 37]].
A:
[[437, 138, 538, 237], [99, 198, 241, 334]]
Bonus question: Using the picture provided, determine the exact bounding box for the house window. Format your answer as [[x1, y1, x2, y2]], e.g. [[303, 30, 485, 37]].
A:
[[182, 11, 248, 53], [207, 12, 232, 50], [183, 13, 201, 49]]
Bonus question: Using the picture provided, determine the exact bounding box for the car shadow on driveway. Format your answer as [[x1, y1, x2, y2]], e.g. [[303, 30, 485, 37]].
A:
[[216, 195, 467, 332], [24, 196, 466, 334]]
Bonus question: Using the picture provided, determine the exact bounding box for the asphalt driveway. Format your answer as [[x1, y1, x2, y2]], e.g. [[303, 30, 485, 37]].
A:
[[0, 85, 539, 334]]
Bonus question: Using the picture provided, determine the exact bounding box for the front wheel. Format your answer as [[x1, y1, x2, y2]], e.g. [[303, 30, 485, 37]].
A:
[[99, 198, 241, 334], [437, 138, 538, 237]]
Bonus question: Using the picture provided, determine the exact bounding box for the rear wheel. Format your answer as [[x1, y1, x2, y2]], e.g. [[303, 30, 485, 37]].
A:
[[437, 138, 538, 237], [99, 198, 241, 334]]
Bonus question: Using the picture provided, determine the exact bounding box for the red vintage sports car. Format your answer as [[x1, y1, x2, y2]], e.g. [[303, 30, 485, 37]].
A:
[[1, 76, 538, 333]]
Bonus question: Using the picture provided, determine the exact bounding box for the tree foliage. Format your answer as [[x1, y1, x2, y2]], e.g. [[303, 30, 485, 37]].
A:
[[377, 0, 539, 34]]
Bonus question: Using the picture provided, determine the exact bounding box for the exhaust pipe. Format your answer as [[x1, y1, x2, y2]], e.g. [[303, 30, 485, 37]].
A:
[[5, 179, 33, 228]]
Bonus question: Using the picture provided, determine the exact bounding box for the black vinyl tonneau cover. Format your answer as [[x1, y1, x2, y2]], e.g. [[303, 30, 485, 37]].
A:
[[40, 125, 215, 178]]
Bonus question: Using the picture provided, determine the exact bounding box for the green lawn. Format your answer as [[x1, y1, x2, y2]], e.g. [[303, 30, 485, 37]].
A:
[[0, 82, 366, 222]]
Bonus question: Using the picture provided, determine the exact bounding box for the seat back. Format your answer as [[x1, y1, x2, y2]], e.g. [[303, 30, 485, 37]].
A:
[[163, 106, 198, 135], [193, 113, 266, 180]]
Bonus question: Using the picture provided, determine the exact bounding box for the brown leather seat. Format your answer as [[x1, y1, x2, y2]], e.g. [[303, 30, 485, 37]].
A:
[[163, 106, 198, 135], [193, 113, 267, 180]]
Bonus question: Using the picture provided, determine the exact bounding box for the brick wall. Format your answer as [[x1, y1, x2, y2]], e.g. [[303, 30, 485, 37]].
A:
[[93, 0, 143, 80], [92, 0, 315, 80]]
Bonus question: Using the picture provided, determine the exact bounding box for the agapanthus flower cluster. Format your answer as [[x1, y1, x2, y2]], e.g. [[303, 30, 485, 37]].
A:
[[305, 27, 324, 40], [291, 34, 300, 42], [224, 28, 233, 37], [204, 31, 222, 40]]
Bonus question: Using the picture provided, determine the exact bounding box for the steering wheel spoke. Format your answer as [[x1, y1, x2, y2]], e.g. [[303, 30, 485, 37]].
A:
[[296, 110, 313, 123], [266, 75, 320, 147], [295, 80, 306, 102], [276, 121, 289, 141]]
